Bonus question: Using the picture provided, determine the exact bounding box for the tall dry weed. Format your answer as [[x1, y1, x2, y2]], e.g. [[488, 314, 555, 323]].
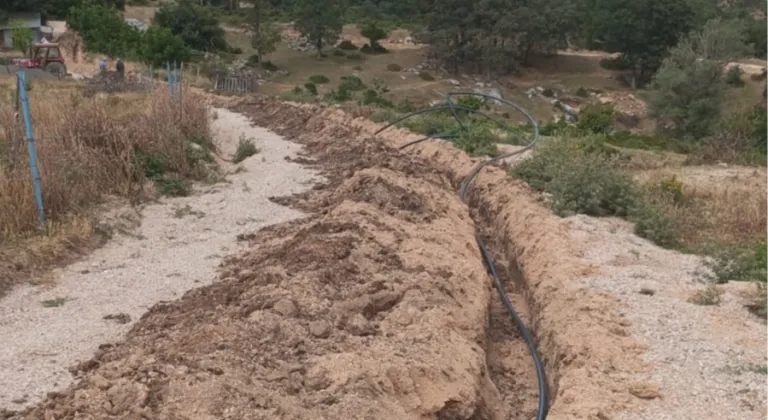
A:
[[0, 87, 212, 243]]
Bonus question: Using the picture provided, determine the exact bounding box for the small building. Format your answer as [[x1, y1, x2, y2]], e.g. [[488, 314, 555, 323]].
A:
[[0, 12, 50, 50]]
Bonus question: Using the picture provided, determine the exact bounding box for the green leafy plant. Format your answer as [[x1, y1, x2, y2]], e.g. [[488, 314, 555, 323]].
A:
[[577, 103, 615, 134], [453, 125, 499, 157], [339, 75, 366, 91], [309, 74, 330, 84], [232, 136, 259, 163]]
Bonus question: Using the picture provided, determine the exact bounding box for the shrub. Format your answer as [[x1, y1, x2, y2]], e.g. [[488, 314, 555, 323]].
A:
[[338, 40, 358, 50], [228, 46, 244, 55], [304, 82, 318, 96], [353, 65, 364, 71], [724, 66, 745, 87], [456, 95, 484, 111], [325, 86, 352, 102], [577, 103, 615, 134], [339, 75, 366, 91], [247, 54, 260, 66], [261, 61, 279, 72], [293, 85, 303, 94], [401, 112, 456, 136], [453, 125, 499, 157], [575, 87, 589, 98], [309, 74, 330, 84], [386, 63, 402, 72], [542, 88, 555, 97], [419, 71, 435, 81], [706, 240, 768, 284], [232, 136, 259, 163], [511, 136, 681, 247], [156, 177, 191, 197]]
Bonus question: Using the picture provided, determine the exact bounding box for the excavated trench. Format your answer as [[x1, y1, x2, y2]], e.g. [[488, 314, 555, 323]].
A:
[[6, 100, 642, 420]]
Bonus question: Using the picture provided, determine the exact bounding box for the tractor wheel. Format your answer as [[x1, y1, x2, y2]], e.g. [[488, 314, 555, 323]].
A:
[[44, 62, 67, 78]]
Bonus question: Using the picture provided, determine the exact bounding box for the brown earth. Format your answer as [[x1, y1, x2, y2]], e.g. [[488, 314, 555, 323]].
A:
[[5, 100, 647, 420]]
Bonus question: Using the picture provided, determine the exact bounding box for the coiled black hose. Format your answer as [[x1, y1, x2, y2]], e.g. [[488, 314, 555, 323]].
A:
[[374, 92, 548, 420]]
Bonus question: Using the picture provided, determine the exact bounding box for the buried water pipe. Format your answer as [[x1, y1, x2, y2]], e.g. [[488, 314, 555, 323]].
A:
[[374, 92, 549, 420]]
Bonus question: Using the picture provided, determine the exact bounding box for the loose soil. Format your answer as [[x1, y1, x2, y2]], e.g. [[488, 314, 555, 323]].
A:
[[0, 108, 316, 413], [5, 99, 763, 420]]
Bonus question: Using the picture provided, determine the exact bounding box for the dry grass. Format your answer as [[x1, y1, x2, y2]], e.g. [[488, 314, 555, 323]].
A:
[[639, 167, 767, 248], [0, 82, 212, 294]]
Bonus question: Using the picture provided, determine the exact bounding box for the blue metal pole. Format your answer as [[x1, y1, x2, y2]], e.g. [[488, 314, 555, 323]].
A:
[[18, 71, 45, 227]]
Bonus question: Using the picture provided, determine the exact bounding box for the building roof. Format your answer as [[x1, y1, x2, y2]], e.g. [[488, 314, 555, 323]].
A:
[[0, 12, 43, 30]]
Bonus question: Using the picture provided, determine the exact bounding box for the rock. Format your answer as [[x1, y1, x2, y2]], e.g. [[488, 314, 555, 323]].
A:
[[487, 88, 503, 104], [89, 374, 111, 390], [346, 314, 374, 336], [274, 298, 298, 317], [447, 79, 460, 86], [309, 320, 331, 338], [107, 380, 148, 414], [628, 382, 661, 400]]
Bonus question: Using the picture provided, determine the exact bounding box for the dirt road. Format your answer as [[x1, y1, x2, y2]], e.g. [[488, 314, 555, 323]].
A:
[[0, 108, 317, 411]]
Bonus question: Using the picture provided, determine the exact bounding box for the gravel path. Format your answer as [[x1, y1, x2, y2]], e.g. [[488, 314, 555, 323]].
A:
[[566, 215, 767, 420], [0, 108, 318, 410]]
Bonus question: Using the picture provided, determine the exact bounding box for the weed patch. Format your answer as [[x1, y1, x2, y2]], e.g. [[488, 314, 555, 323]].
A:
[[232, 136, 260, 163]]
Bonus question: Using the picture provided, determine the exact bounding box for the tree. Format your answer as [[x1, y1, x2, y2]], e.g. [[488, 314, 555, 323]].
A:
[[67, 1, 142, 58], [360, 21, 388, 50], [253, 22, 280, 61], [11, 19, 32, 55], [688, 18, 750, 62], [592, 0, 696, 88], [154, 0, 227, 51], [294, 0, 343, 53], [140, 26, 190, 67], [649, 19, 750, 139]]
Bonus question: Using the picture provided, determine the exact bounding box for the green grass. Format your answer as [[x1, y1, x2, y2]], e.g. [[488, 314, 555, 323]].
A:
[[41, 297, 68, 308]]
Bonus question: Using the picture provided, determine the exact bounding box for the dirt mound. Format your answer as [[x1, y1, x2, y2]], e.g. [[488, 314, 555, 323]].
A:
[[237, 99, 648, 420], [9, 105, 513, 419]]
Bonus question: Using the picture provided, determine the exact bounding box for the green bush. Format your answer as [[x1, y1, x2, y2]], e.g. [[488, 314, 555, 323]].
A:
[[261, 61, 279, 72], [453, 125, 499, 157], [304, 82, 318, 96], [401, 112, 456, 136], [725, 66, 745, 87], [387, 63, 402, 72], [419, 71, 435, 81], [325, 85, 352, 102], [309, 74, 330, 84], [577, 103, 615, 134], [706, 240, 768, 284], [156, 177, 191, 197], [247, 54, 260, 66], [339, 75, 366, 91], [511, 136, 677, 247], [338, 40, 358, 50], [575, 87, 589, 98], [232, 136, 259, 163], [456, 95, 484, 111], [542, 88, 555, 97]]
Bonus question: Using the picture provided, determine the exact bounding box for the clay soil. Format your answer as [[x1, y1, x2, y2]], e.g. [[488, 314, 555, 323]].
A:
[[5, 106, 535, 419], [6, 100, 645, 420]]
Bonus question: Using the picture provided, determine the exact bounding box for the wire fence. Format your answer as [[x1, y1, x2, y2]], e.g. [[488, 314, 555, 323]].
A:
[[8, 61, 186, 228]]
